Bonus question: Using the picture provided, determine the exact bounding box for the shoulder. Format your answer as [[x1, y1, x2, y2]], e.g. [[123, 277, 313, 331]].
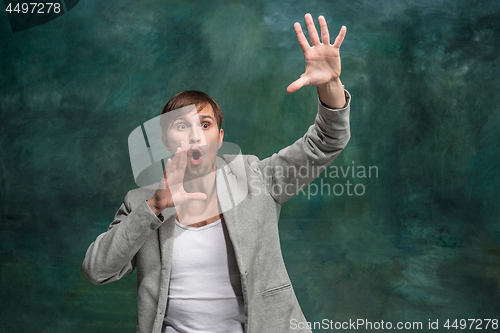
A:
[[219, 154, 261, 174], [219, 153, 260, 164]]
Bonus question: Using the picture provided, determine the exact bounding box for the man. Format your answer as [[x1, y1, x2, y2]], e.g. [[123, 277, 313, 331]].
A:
[[83, 14, 351, 333]]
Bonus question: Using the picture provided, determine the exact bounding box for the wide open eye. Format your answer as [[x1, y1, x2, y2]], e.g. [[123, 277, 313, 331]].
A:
[[176, 123, 187, 130], [201, 122, 210, 129]]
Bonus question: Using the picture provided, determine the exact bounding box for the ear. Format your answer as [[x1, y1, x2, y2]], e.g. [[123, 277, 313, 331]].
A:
[[218, 128, 224, 149]]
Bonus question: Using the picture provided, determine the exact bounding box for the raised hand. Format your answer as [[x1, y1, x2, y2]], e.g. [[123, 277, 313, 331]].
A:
[[287, 14, 346, 94], [147, 141, 207, 216]]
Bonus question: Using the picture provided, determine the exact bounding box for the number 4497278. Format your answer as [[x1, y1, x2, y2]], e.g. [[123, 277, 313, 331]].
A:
[[6, 3, 62, 14], [444, 319, 498, 330]]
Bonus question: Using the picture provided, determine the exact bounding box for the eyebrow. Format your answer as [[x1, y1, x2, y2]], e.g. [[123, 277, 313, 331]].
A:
[[169, 116, 187, 129], [199, 115, 214, 122]]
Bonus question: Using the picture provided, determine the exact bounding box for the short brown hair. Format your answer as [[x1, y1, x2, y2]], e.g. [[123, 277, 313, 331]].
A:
[[161, 91, 223, 129]]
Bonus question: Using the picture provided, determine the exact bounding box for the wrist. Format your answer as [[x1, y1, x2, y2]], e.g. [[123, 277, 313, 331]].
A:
[[147, 199, 163, 216], [320, 77, 342, 88], [317, 78, 345, 109]]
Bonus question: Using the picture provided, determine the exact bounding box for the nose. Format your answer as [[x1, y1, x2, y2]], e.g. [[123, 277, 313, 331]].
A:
[[189, 125, 204, 145]]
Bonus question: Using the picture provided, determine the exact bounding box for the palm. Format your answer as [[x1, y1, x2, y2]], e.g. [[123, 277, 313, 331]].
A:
[[161, 161, 190, 207], [154, 142, 207, 209], [287, 14, 346, 94]]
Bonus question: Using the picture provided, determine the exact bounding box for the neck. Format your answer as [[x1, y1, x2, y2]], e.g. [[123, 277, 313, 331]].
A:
[[177, 170, 221, 226], [183, 169, 216, 196]]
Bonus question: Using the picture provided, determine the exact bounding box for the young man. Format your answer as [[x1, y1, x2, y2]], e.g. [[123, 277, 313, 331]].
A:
[[83, 14, 351, 333]]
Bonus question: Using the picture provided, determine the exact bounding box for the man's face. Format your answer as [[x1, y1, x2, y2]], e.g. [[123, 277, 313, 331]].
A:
[[162, 104, 224, 179]]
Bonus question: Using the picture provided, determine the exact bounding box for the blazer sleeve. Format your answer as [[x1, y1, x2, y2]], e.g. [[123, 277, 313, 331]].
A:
[[252, 90, 351, 205], [82, 191, 174, 285]]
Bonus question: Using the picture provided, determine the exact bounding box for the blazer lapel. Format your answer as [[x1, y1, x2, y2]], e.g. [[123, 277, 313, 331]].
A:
[[216, 157, 245, 273]]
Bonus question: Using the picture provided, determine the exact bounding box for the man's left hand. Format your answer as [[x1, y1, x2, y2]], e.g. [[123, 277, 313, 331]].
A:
[[287, 14, 346, 94]]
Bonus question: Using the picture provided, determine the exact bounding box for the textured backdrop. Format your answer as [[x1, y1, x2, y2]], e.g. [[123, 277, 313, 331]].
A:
[[1, 0, 499, 332]]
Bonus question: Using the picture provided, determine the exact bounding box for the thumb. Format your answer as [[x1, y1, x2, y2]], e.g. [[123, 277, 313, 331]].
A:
[[286, 76, 310, 94]]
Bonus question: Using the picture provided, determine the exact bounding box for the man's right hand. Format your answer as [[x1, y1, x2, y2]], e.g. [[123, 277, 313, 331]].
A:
[[147, 141, 207, 216]]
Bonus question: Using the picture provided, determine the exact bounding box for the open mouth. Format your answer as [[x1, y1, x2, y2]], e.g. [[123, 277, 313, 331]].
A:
[[190, 147, 203, 165]]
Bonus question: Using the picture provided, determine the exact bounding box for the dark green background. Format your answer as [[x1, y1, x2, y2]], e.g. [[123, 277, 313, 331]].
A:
[[1, 0, 499, 332]]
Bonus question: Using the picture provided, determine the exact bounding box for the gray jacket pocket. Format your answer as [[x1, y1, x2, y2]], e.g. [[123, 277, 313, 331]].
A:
[[261, 283, 291, 297]]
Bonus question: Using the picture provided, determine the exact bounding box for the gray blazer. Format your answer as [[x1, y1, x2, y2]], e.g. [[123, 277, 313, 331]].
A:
[[83, 92, 351, 333]]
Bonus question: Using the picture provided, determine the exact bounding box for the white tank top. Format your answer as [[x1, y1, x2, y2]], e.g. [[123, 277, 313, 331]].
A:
[[161, 218, 245, 333]]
